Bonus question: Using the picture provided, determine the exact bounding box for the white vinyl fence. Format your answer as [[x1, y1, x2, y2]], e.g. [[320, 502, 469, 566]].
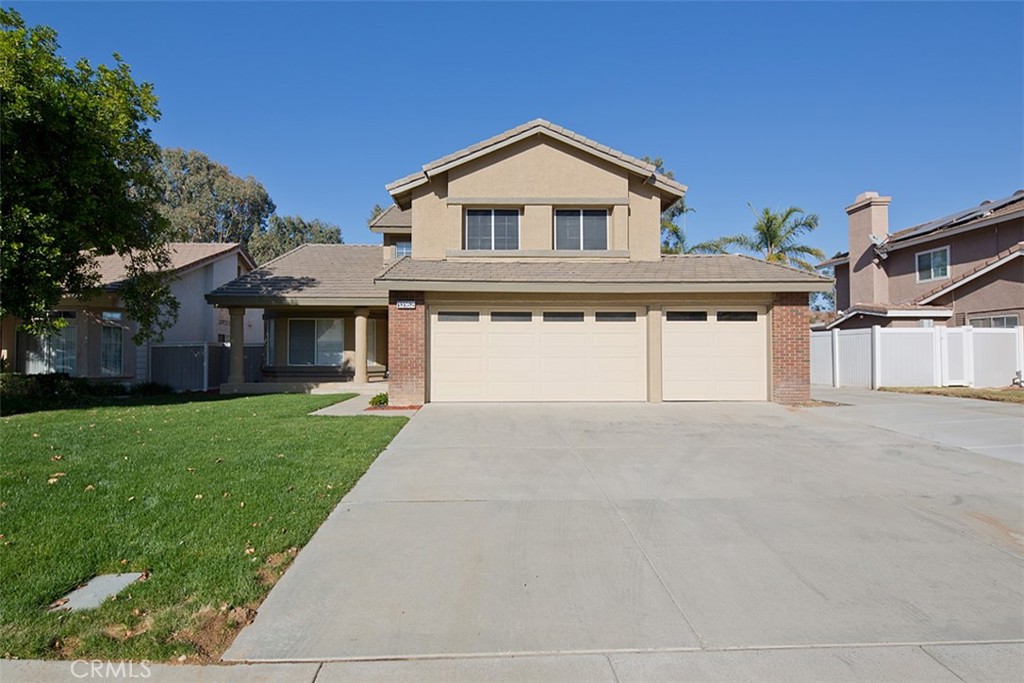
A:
[[811, 326, 1024, 389]]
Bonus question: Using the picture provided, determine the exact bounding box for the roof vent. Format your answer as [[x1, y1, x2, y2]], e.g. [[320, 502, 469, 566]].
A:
[[1014, 189, 1024, 197], [979, 200, 993, 206]]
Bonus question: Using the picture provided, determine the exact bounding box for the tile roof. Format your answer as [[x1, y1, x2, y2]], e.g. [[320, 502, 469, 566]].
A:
[[205, 244, 386, 304], [96, 242, 248, 289], [386, 119, 687, 196], [377, 254, 831, 286], [368, 205, 412, 230]]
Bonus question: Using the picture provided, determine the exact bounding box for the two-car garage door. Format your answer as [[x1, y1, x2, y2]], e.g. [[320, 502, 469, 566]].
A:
[[429, 305, 767, 402], [430, 308, 647, 401]]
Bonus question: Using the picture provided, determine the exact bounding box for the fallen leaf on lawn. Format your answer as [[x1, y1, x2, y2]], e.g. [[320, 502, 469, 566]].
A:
[[120, 559, 128, 565], [186, 468, 195, 474], [47, 478, 59, 485], [128, 496, 136, 502], [244, 547, 255, 555], [32, 433, 39, 438], [48, 597, 69, 610], [50, 472, 66, 478], [239, 501, 245, 508], [276, 454, 285, 458], [194, 494, 203, 500], [50, 455, 63, 461], [84, 485, 95, 492]]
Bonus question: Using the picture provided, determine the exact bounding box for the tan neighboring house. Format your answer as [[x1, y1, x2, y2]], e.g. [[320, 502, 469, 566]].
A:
[[1, 243, 260, 383], [820, 190, 1024, 330], [208, 119, 830, 404]]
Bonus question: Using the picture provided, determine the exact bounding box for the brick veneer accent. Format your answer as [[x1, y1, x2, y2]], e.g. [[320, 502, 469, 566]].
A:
[[771, 292, 811, 404], [388, 291, 426, 406]]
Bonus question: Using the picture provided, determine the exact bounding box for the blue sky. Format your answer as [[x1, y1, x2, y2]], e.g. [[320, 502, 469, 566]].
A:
[[14, 1, 1024, 259]]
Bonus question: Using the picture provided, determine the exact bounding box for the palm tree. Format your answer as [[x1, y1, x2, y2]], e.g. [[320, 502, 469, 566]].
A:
[[643, 155, 723, 255], [711, 204, 826, 271]]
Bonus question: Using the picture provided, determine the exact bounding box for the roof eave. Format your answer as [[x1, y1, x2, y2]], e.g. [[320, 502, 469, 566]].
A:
[[372, 279, 831, 294], [205, 294, 387, 308]]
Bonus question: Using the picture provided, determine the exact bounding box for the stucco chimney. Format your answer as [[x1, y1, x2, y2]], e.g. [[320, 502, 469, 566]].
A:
[[845, 191, 891, 306]]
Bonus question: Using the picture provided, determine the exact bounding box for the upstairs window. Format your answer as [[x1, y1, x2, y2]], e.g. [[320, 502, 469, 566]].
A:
[[555, 209, 607, 250], [395, 241, 412, 258], [916, 246, 949, 282], [466, 209, 519, 250]]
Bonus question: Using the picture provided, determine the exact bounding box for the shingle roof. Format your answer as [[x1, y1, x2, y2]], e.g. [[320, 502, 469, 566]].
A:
[[386, 119, 687, 197], [96, 242, 249, 289], [206, 244, 386, 304], [377, 254, 830, 288], [368, 205, 412, 230]]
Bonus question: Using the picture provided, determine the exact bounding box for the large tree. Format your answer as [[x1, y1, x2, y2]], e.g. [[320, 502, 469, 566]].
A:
[[711, 204, 826, 271], [157, 148, 275, 246], [247, 215, 342, 264], [0, 9, 177, 341], [643, 156, 720, 255]]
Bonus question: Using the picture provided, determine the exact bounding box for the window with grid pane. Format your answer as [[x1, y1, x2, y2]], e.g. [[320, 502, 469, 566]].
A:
[[465, 209, 519, 250], [555, 209, 607, 250], [100, 326, 122, 376]]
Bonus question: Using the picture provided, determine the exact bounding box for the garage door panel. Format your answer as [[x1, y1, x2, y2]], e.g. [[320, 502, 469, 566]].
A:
[[662, 308, 767, 401]]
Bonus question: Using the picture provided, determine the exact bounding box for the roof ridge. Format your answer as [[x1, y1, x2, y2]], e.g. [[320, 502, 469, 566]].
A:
[[732, 253, 833, 281], [368, 204, 402, 228]]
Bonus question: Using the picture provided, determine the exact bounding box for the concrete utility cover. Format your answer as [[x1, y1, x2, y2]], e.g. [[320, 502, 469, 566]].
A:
[[51, 573, 144, 611]]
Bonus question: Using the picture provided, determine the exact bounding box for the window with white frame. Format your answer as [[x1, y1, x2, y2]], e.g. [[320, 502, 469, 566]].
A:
[[288, 319, 344, 366], [465, 209, 519, 250], [915, 246, 949, 282], [100, 324, 123, 376], [969, 315, 1019, 328], [26, 313, 77, 375], [555, 209, 608, 250], [395, 241, 412, 257]]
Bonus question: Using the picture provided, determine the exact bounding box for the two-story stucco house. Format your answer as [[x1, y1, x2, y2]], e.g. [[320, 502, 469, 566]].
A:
[[819, 190, 1024, 330], [1, 242, 262, 383], [207, 120, 829, 404]]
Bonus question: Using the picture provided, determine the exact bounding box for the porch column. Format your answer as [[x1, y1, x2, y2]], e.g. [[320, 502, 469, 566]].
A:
[[228, 307, 246, 385], [354, 307, 369, 384]]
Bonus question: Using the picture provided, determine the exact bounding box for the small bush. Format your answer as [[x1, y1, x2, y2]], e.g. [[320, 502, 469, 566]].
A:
[[130, 381, 174, 397], [368, 392, 389, 407], [0, 373, 130, 415]]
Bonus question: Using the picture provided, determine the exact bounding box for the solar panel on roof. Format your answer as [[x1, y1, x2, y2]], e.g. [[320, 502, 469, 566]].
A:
[[893, 191, 1024, 242]]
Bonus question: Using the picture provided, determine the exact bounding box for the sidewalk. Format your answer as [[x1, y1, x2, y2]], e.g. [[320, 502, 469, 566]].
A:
[[308, 391, 419, 418], [2, 642, 1020, 682]]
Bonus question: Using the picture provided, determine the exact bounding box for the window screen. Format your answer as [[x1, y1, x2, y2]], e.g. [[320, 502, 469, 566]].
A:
[[667, 311, 707, 322], [916, 247, 949, 281], [543, 312, 584, 322], [555, 210, 608, 250], [466, 209, 519, 250], [288, 320, 316, 365], [315, 319, 344, 366], [491, 311, 532, 322], [717, 311, 758, 322], [466, 210, 492, 250], [437, 311, 480, 322], [596, 311, 636, 322]]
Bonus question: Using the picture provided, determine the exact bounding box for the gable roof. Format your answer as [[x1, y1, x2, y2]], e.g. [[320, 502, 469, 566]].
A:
[[96, 242, 254, 290], [823, 303, 953, 330], [368, 205, 412, 233], [385, 119, 687, 206], [376, 254, 831, 293], [205, 244, 386, 306]]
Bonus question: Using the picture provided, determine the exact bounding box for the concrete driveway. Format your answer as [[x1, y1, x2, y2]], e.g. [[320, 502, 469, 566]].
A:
[[225, 400, 1023, 666]]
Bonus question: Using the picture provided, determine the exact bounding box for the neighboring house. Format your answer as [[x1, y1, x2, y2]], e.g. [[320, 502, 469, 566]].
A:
[[207, 119, 829, 403], [1, 243, 261, 383], [819, 190, 1024, 330]]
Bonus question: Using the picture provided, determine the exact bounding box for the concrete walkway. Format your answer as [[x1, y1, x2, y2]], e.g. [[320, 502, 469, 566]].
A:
[[3, 642, 1021, 682], [309, 392, 419, 418], [811, 386, 1024, 463]]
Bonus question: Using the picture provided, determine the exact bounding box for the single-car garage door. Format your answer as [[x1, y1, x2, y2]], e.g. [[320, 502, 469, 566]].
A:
[[430, 307, 646, 402], [662, 306, 768, 401]]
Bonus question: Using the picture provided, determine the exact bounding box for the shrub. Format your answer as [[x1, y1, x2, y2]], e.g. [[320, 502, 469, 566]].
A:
[[0, 373, 129, 415], [129, 381, 174, 397], [368, 392, 389, 407]]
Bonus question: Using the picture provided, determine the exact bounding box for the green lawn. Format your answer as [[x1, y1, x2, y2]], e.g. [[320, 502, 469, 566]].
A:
[[0, 394, 407, 661]]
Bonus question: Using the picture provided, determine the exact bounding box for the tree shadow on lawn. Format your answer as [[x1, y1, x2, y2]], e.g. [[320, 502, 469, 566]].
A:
[[0, 391, 253, 417]]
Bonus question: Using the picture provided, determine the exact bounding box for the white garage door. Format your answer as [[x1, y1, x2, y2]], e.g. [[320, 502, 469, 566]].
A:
[[662, 307, 768, 401], [430, 308, 646, 402]]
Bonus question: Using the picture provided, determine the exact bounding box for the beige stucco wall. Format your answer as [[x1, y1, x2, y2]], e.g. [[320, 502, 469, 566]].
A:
[[408, 136, 667, 261]]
